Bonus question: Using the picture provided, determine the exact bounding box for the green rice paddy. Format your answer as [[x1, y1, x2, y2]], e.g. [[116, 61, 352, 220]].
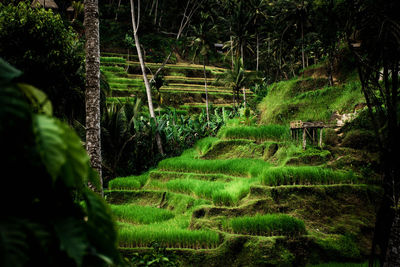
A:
[[259, 166, 357, 186], [118, 223, 220, 249], [108, 173, 149, 190], [218, 124, 290, 142], [101, 54, 374, 265], [111, 204, 174, 224], [224, 214, 306, 236]]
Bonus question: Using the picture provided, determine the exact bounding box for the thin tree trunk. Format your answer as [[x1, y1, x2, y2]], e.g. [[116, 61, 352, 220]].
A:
[[84, 0, 103, 196], [114, 0, 121, 20], [242, 87, 246, 108], [230, 32, 234, 69], [153, 0, 158, 25], [149, 0, 156, 15], [241, 42, 244, 66], [150, 0, 204, 83], [256, 33, 259, 72], [130, 0, 164, 155], [301, 20, 305, 70], [306, 53, 309, 67], [203, 57, 209, 127], [328, 57, 334, 86], [232, 89, 236, 108]]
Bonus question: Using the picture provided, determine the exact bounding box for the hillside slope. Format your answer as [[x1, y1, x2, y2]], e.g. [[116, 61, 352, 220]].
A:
[[100, 54, 252, 114], [258, 76, 364, 125], [105, 117, 380, 266]]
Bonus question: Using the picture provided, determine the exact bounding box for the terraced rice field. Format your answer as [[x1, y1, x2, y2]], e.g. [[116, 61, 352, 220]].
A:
[[105, 121, 380, 266], [100, 55, 251, 109]]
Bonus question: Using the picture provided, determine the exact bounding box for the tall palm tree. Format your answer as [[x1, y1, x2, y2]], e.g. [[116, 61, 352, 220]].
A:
[[221, 0, 253, 67], [189, 11, 217, 127], [84, 0, 102, 195], [220, 57, 251, 107], [249, 0, 268, 72]]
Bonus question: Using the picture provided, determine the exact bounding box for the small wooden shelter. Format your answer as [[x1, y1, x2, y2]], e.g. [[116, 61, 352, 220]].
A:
[[31, 0, 59, 9], [290, 120, 325, 149]]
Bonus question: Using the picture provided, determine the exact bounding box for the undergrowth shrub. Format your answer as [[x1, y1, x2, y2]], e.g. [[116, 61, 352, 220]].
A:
[[0, 2, 86, 121], [224, 214, 306, 236], [130, 242, 180, 267], [102, 103, 236, 182], [323, 128, 339, 146], [316, 234, 361, 260], [341, 129, 376, 151]]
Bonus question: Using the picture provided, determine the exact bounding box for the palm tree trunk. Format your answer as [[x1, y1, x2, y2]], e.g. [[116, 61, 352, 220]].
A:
[[203, 57, 210, 127], [384, 210, 400, 267], [130, 0, 164, 155], [84, 0, 103, 196]]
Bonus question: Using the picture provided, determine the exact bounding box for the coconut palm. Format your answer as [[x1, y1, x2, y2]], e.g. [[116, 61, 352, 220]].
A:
[[188, 11, 217, 127], [84, 0, 103, 195], [249, 0, 268, 72], [220, 57, 253, 108], [220, 0, 253, 68]]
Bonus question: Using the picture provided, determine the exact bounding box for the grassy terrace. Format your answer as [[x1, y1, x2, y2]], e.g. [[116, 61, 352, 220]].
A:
[[118, 223, 220, 249], [128, 74, 220, 83], [217, 124, 290, 142], [111, 204, 175, 224], [223, 214, 306, 236], [159, 87, 251, 94], [100, 55, 243, 109], [100, 57, 225, 72], [101, 56, 376, 265], [105, 121, 377, 266]]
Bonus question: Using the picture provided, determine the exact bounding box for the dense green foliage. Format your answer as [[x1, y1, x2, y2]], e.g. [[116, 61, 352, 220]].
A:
[[0, 59, 121, 266], [0, 2, 85, 121], [129, 242, 180, 267], [2, 0, 396, 265], [101, 102, 236, 180]]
